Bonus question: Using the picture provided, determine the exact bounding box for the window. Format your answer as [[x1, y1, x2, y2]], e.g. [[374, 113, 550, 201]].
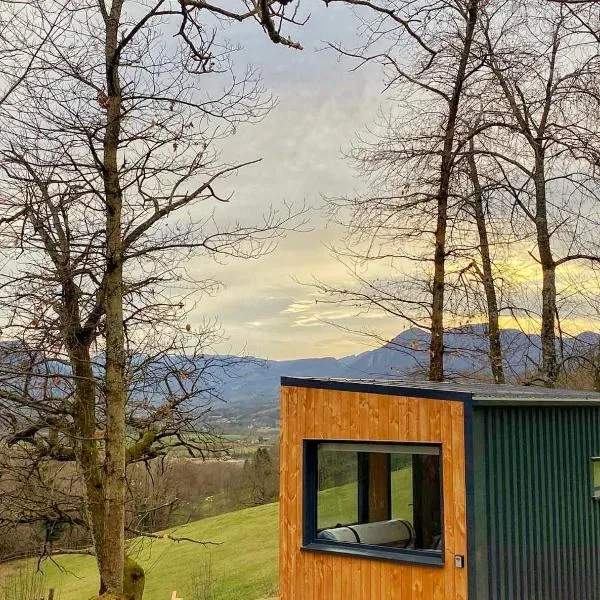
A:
[[591, 457, 600, 499], [303, 440, 444, 565]]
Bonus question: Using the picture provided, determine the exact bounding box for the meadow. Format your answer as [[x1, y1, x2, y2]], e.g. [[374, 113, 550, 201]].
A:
[[1, 503, 279, 600], [0, 469, 412, 600]]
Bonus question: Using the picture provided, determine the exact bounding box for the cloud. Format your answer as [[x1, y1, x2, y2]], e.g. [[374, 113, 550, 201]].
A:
[[281, 301, 314, 315], [245, 321, 264, 328]]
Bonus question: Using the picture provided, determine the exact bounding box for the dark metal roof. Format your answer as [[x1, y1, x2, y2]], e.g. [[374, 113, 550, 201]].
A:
[[280, 376, 600, 406]]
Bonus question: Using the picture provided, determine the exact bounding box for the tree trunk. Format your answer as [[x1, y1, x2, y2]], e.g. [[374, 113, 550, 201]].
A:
[[70, 346, 105, 567], [429, 0, 480, 382], [60, 280, 105, 572], [467, 143, 505, 384], [100, 2, 127, 594], [593, 341, 600, 393], [534, 150, 558, 386]]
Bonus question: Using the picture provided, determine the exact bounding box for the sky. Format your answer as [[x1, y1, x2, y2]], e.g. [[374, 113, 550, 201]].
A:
[[185, 5, 406, 361], [3, 2, 595, 362], [181, 4, 600, 361]]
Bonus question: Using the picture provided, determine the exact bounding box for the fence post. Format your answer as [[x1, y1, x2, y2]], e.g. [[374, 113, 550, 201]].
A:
[[48, 590, 55, 600]]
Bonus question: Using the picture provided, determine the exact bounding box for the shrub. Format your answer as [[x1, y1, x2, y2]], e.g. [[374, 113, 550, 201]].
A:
[[0, 566, 48, 600]]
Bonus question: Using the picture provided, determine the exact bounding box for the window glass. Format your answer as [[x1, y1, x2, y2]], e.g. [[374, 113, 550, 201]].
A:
[[317, 448, 358, 530], [592, 457, 600, 498], [391, 454, 413, 522], [313, 442, 442, 553]]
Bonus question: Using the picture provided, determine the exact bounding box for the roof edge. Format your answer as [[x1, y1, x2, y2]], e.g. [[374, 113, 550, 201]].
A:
[[280, 376, 473, 402], [472, 397, 600, 407]]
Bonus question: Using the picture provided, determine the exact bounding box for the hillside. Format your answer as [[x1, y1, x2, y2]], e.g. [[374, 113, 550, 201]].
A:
[[0, 472, 412, 600], [1, 503, 280, 600]]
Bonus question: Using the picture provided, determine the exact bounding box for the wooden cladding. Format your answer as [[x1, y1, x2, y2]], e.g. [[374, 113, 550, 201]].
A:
[[279, 386, 468, 600]]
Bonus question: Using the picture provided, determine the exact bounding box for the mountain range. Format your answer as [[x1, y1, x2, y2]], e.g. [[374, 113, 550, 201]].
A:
[[217, 325, 600, 408], [2, 325, 596, 417]]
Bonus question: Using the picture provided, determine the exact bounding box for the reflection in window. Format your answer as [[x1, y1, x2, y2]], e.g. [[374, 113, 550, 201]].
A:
[[313, 442, 442, 553], [592, 457, 600, 499]]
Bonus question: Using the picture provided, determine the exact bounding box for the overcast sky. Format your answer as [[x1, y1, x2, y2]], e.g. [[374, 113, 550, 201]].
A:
[[185, 5, 406, 361], [174, 4, 600, 362]]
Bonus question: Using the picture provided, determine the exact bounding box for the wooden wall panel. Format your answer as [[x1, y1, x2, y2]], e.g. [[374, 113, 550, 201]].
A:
[[279, 386, 468, 599]]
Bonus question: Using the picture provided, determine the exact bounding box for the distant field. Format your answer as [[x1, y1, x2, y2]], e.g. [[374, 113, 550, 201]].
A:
[[167, 432, 277, 460]]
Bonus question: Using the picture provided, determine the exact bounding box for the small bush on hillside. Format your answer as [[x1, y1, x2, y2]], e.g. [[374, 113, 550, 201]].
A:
[[190, 557, 217, 600], [0, 566, 48, 600]]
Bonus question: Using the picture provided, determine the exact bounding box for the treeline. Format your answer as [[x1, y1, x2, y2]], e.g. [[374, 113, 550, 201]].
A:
[[317, 1, 600, 388]]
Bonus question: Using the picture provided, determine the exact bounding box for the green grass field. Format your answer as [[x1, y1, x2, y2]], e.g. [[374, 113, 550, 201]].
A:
[[1, 503, 280, 600], [0, 467, 412, 600]]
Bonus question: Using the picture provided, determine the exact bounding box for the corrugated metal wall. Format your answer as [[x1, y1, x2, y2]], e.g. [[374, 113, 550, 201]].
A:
[[473, 406, 600, 600]]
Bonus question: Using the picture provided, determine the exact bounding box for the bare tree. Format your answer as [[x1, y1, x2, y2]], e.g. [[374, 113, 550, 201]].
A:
[[475, 1, 600, 385], [0, 2, 55, 105], [450, 126, 509, 384], [317, 0, 600, 386], [0, 0, 305, 597], [467, 145, 505, 383], [317, 0, 484, 381]]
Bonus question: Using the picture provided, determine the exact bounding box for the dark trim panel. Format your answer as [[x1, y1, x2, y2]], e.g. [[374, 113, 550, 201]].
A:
[[282, 377, 473, 402], [303, 441, 318, 547], [282, 377, 600, 406], [303, 437, 443, 450], [357, 452, 370, 524], [472, 398, 600, 407], [464, 399, 477, 600]]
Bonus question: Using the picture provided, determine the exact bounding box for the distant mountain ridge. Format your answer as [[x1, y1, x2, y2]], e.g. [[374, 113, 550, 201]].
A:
[[218, 325, 600, 407], [2, 325, 595, 412]]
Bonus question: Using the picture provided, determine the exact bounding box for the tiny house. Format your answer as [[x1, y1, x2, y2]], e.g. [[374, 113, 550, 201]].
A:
[[279, 377, 600, 600]]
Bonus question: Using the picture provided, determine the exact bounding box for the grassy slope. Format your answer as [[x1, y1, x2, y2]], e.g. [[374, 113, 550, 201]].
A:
[[3, 503, 279, 600], [1, 468, 412, 600]]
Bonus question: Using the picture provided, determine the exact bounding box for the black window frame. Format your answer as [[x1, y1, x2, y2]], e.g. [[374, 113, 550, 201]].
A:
[[302, 438, 445, 566]]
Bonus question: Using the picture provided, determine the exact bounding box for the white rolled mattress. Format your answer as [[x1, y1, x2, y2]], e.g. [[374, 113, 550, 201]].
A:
[[317, 519, 412, 546]]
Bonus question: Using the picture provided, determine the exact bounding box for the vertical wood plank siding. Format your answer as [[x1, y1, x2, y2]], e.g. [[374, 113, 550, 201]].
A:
[[473, 407, 600, 600], [279, 386, 468, 599]]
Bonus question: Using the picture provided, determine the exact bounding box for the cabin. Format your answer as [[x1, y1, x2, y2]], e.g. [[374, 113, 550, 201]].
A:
[[279, 377, 600, 600]]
